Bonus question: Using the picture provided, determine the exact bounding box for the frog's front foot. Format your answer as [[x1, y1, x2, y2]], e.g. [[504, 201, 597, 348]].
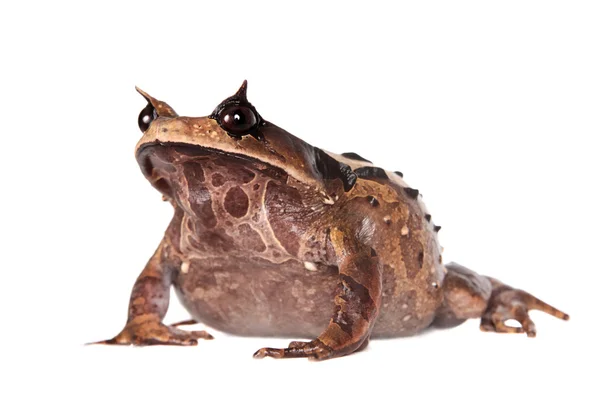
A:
[[253, 339, 335, 360], [90, 318, 213, 346], [480, 285, 569, 338]]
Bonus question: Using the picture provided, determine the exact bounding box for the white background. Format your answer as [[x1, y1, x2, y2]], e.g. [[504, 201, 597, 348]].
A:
[[1, 1, 598, 399]]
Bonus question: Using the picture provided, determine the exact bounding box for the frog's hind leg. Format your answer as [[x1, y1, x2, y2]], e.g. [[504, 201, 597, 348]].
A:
[[433, 263, 493, 328], [435, 262, 569, 336]]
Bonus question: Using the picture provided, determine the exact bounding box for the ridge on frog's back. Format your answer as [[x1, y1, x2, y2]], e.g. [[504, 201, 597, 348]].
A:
[[92, 81, 569, 360]]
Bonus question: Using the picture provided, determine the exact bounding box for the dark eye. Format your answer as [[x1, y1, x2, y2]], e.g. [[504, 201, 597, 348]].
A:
[[218, 105, 258, 136], [138, 102, 158, 132]]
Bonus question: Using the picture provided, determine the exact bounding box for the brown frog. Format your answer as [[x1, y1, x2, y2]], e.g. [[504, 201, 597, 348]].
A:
[[93, 81, 569, 360]]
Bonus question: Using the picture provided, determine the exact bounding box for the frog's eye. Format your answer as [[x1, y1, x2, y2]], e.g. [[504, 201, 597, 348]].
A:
[[217, 104, 258, 137], [138, 102, 158, 132]]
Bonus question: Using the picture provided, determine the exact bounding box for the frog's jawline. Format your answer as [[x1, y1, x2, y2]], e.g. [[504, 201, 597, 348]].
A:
[[136, 141, 288, 178]]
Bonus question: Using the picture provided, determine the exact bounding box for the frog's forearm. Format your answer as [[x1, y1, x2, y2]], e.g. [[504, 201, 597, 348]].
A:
[[254, 227, 382, 360], [126, 249, 171, 324], [91, 240, 212, 346], [317, 251, 381, 355]]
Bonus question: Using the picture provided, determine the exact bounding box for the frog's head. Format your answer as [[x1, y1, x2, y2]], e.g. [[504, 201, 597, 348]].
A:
[[135, 81, 356, 200]]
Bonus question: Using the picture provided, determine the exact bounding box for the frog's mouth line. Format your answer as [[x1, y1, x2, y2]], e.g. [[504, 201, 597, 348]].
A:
[[136, 141, 288, 182]]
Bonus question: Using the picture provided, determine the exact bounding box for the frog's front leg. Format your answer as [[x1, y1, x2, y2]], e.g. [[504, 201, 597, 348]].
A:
[[254, 228, 381, 361], [91, 241, 212, 346], [436, 262, 569, 336]]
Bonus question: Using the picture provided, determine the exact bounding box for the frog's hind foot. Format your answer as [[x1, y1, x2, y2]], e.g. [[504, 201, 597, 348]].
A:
[[88, 319, 213, 346], [481, 286, 569, 338], [436, 262, 569, 337]]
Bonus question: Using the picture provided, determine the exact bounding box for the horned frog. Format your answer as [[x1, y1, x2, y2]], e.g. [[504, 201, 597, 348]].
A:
[[92, 81, 569, 360]]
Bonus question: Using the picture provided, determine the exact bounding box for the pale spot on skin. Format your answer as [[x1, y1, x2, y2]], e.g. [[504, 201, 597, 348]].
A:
[[321, 192, 335, 205], [401, 225, 409, 236], [383, 216, 391, 224], [402, 303, 408, 309], [304, 261, 317, 271], [181, 260, 190, 274], [403, 315, 411, 322], [193, 287, 222, 300], [306, 288, 316, 295]]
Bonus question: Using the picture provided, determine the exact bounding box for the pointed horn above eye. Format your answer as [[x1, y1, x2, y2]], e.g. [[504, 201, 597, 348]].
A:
[[135, 86, 153, 102], [234, 80, 248, 101], [134, 86, 178, 117]]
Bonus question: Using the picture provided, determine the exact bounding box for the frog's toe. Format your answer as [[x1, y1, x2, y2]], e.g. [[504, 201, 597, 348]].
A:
[[169, 321, 214, 340], [253, 339, 333, 360], [480, 288, 568, 337], [86, 337, 129, 346], [480, 308, 528, 335], [169, 327, 214, 345], [184, 329, 214, 340], [168, 319, 199, 328]]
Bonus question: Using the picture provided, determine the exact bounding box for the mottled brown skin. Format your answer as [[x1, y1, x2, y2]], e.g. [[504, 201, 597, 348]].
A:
[[92, 82, 569, 360]]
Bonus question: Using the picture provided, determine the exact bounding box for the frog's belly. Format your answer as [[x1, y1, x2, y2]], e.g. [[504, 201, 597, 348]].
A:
[[173, 257, 440, 338]]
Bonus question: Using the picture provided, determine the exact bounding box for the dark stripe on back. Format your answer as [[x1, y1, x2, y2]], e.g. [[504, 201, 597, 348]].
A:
[[354, 166, 388, 180], [342, 152, 372, 163], [313, 147, 357, 191]]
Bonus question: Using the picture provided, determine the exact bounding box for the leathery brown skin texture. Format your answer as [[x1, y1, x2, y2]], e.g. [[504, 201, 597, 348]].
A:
[[142, 146, 443, 341], [93, 84, 569, 360]]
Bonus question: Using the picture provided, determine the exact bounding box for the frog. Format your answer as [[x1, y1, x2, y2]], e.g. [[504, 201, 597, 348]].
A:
[[92, 81, 569, 360]]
